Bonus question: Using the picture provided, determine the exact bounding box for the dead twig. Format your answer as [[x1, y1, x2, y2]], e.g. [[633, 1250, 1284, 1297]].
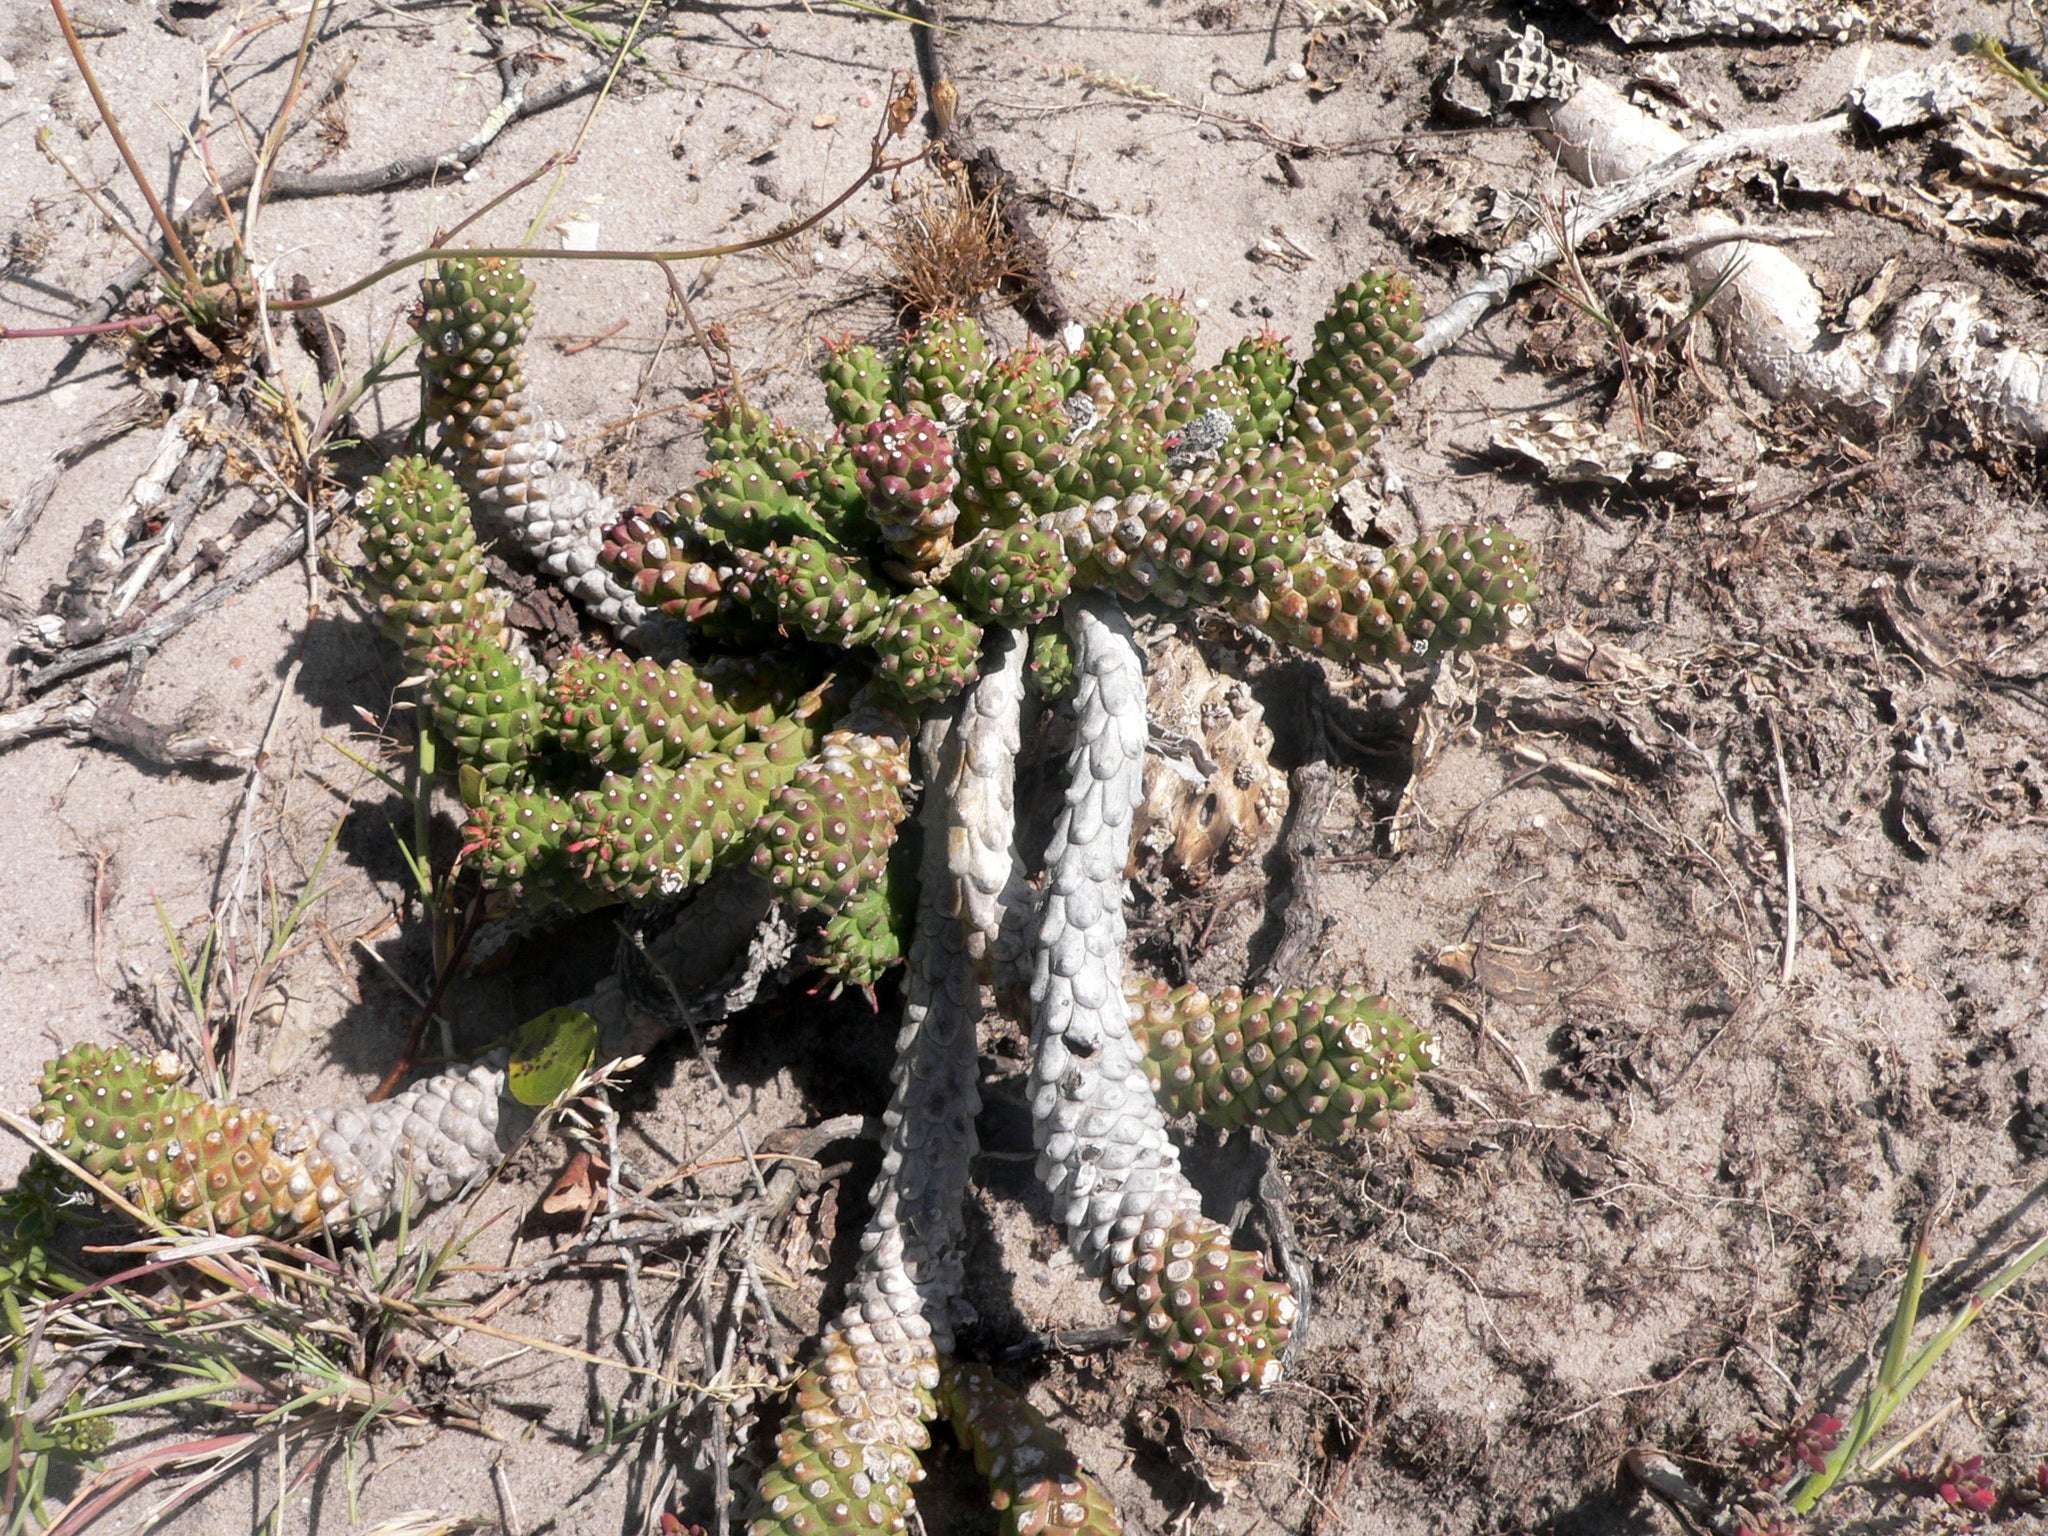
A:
[[23, 510, 331, 694], [262, 61, 604, 202], [1740, 460, 1880, 523], [909, 0, 1071, 331], [1765, 711, 1798, 988], [626, 926, 771, 1202], [108, 442, 231, 620], [1417, 112, 1850, 360], [287, 276, 346, 385], [0, 390, 164, 585], [1584, 223, 1828, 271], [1253, 669, 1338, 992]]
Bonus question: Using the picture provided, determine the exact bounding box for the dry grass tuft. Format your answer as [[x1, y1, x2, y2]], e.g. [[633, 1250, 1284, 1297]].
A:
[[875, 168, 1020, 320]]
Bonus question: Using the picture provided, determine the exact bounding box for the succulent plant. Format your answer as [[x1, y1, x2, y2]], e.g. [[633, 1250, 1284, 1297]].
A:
[[427, 618, 542, 787], [35, 1044, 513, 1240], [356, 456, 493, 657], [850, 413, 961, 570], [26, 251, 1548, 1536], [940, 1362, 1125, 1536], [956, 349, 1068, 531], [952, 520, 1075, 627], [896, 313, 989, 418], [1126, 978, 1435, 1139], [752, 731, 912, 914], [416, 255, 643, 628], [822, 336, 893, 429]]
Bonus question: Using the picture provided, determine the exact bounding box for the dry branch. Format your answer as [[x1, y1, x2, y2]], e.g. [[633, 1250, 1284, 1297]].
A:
[[23, 510, 331, 694], [909, 0, 1072, 331], [1532, 73, 2048, 444], [1415, 104, 1849, 361], [0, 390, 163, 584]]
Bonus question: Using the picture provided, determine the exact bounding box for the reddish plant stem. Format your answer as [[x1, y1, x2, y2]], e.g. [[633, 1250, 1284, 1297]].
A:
[[0, 315, 167, 341], [47, 0, 205, 293], [370, 894, 485, 1102]]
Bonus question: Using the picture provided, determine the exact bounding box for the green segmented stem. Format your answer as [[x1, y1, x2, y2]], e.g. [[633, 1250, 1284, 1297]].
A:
[[1251, 525, 1537, 667], [416, 256, 644, 628], [427, 617, 542, 788], [956, 349, 1068, 533], [818, 871, 910, 993], [1219, 329, 1296, 441], [752, 730, 912, 915], [684, 457, 841, 553], [948, 520, 1075, 627], [822, 336, 893, 429], [754, 539, 891, 648], [896, 313, 990, 417], [705, 405, 876, 551], [548, 652, 758, 770], [1285, 272, 1423, 483], [417, 255, 535, 463], [460, 780, 582, 901], [871, 588, 985, 704], [1126, 977, 1435, 1139], [1027, 625, 1076, 700], [568, 720, 814, 902], [1077, 294, 1197, 410], [940, 1362, 1126, 1536], [356, 455, 493, 660], [1054, 412, 1170, 506], [35, 1044, 515, 1240]]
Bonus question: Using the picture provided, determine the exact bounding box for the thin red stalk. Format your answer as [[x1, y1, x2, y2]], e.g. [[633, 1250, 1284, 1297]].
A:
[[370, 893, 484, 1101], [432, 152, 570, 246], [0, 315, 166, 341], [47, 0, 204, 293], [47, 1435, 256, 1536]]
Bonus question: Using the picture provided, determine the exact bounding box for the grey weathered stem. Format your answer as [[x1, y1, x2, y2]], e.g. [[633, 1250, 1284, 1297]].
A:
[[284, 1057, 528, 1227], [447, 405, 647, 632], [945, 626, 1030, 989], [1415, 109, 1849, 361], [840, 703, 986, 1356], [0, 390, 162, 584], [1535, 76, 2048, 444], [1029, 596, 1200, 1273]]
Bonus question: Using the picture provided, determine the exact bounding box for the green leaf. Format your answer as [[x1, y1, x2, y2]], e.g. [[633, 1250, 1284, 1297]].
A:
[[508, 1007, 599, 1106]]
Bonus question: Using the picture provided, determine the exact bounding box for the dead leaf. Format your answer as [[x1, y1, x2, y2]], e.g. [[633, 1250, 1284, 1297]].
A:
[[540, 1148, 610, 1220]]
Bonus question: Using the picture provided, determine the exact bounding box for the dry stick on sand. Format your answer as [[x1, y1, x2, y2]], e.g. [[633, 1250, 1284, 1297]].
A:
[[1252, 668, 1339, 996], [1414, 109, 1850, 362], [908, 0, 1072, 331], [59, 58, 611, 349], [0, 389, 164, 586], [108, 441, 231, 619], [22, 511, 331, 694], [1514, 64, 2048, 445]]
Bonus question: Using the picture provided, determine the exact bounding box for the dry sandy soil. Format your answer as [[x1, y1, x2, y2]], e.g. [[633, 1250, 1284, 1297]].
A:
[[3, 0, 2048, 1533]]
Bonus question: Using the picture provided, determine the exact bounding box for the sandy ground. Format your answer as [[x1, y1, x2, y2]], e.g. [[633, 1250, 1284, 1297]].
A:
[[4, 1, 2048, 1533]]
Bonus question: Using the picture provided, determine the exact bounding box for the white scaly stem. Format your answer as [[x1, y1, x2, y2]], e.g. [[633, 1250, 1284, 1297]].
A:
[[284, 1056, 525, 1223], [1029, 596, 1201, 1275], [942, 626, 1032, 999]]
